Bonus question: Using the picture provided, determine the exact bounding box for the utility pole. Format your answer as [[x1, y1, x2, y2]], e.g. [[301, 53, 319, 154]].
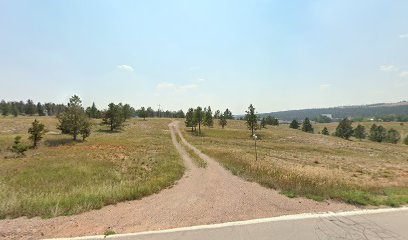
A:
[[158, 104, 161, 118]]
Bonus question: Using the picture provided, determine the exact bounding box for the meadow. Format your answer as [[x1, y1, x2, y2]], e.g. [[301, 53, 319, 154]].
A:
[[181, 120, 408, 206], [0, 117, 184, 218]]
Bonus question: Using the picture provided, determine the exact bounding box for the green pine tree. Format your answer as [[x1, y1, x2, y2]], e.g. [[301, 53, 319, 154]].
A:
[[335, 118, 354, 140], [28, 119, 47, 148], [289, 119, 300, 129], [301, 118, 314, 133]]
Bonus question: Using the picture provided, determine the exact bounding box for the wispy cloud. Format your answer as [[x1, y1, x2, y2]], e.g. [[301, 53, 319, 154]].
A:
[[156, 82, 198, 92], [399, 33, 408, 39], [400, 71, 408, 78], [117, 64, 134, 72], [379, 65, 398, 72], [196, 78, 206, 83], [319, 84, 330, 90]]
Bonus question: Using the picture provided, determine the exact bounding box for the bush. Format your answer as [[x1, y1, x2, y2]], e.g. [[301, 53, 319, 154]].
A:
[[368, 124, 387, 142], [11, 136, 28, 156], [353, 124, 366, 140], [322, 127, 329, 135], [386, 128, 401, 144]]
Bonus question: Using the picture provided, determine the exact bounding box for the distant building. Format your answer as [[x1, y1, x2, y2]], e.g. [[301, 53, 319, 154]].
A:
[[321, 114, 333, 119]]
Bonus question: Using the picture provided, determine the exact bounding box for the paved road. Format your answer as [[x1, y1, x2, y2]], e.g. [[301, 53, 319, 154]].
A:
[[53, 208, 408, 240]]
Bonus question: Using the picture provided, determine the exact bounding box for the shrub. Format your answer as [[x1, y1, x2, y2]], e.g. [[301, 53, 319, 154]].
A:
[[368, 124, 387, 142], [301, 118, 314, 133], [335, 118, 353, 140], [353, 124, 366, 140], [289, 120, 300, 129], [11, 136, 28, 156], [322, 127, 329, 135], [386, 128, 401, 144]]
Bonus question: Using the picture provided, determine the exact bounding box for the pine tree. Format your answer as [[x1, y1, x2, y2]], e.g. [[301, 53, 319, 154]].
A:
[[353, 124, 366, 140], [185, 108, 196, 131], [57, 95, 91, 140], [322, 127, 329, 135], [25, 99, 36, 116], [224, 109, 233, 119], [386, 128, 401, 144], [139, 107, 147, 120], [122, 104, 133, 120], [204, 106, 214, 127], [245, 104, 259, 136], [102, 103, 125, 131], [368, 124, 387, 142], [214, 110, 221, 119], [194, 107, 204, 134], [289, 119, 300, 129], [11, 136, 28, 156], [37, 102, 45, 116], [87, 102, 100, 118], [79, 120, 92, 141], [0, 100, 10, 116], [11, 103, 19, 117], [301, 118, 314, 133], [219, 113, 227, 129], [335, 118, 353, 140], [28, 119, 47, 148]]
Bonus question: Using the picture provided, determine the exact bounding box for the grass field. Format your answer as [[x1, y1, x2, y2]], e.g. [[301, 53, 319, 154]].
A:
[[181, 120, 408, 206], [0, 116, 184, 219]]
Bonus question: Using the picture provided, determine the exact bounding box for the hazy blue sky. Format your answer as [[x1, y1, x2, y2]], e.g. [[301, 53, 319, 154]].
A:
[[1, 0, 407, 114]]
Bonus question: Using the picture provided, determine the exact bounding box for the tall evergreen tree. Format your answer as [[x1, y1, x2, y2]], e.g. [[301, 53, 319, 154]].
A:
[[301, 118, 314, 133], [194, 107, 204, 134], [28, 119, 47, 148], [353, 124, 366, 140], [57, 95, 91, 141], [185, 108, 195, 131], [289, 119, 300, 129], [102, 103, 125, 131], [260, 117, 267, 128], [122, 104, 133, 120], [37, 102, 45, 116], [0, 100, 10, 116], [204, 106, 214, 127], [25, 99, 36, 116], [214, 110, 221, 119], [244, 104, 259, 136], [11, 103, 19, 117], [138, 107, 147, 120], [224, 108, 233, 119], [335, 118, 354, 140]]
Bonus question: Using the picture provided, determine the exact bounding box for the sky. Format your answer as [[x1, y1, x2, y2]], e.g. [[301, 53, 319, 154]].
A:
[[1, 0, 407, 114]]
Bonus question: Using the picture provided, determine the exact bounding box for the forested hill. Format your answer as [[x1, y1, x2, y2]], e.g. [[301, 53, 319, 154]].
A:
[[262, 101, 408, 121]]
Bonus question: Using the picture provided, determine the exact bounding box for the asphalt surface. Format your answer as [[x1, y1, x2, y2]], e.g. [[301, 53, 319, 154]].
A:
[[50, 207, 408, 240]]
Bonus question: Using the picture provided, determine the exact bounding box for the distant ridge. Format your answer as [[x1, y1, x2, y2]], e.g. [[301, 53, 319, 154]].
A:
[[261, 101, 408, 121]]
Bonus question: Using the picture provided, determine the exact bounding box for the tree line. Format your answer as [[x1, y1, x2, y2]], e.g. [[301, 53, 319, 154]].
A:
[[185, 107, 233, 133], [287, 117, 407, 145], [0, 99, 185, 119]]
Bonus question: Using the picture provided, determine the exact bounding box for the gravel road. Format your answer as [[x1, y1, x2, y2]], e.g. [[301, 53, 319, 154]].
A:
[[0, 121, 355, 239]]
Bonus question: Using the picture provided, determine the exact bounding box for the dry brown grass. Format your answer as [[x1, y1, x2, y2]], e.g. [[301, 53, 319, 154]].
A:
[[0, 116, 184, 218], [181, 120, 408, 206]]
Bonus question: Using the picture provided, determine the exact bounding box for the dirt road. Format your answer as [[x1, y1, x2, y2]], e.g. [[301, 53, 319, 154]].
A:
[[0, 121, 355, 239]]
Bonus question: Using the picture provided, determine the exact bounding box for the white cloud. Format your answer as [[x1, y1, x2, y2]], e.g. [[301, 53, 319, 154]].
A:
[[399, 33, 408, 39], [196, 78, 206, 83], [379, 65, 398, 72], [156, 82, 198, 92], [117, 64, 134, 72], [400, 71, 408, 77], [319, 84, 330, 90]]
